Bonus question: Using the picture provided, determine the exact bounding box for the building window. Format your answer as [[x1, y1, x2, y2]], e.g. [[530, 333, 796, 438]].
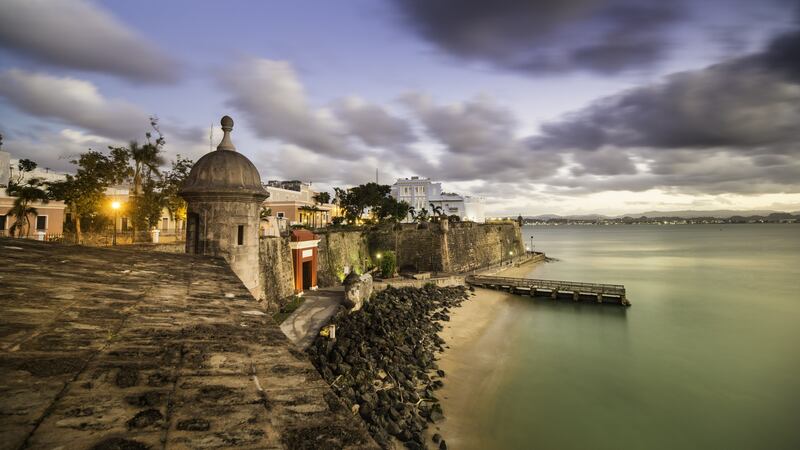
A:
[[121, 217, 128, 231], [277, 212, 285, 219], [36, 215, 47, 231], [237, 225, 244, 245], [0, 215, 6, 232], [162, 218, 168, 230]]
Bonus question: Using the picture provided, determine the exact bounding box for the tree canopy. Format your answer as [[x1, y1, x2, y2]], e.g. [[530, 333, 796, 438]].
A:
[[333, 182, 409, 224]]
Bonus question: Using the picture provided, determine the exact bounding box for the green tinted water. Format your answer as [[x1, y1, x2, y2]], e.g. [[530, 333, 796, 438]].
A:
[[469, 224, 800, 450]]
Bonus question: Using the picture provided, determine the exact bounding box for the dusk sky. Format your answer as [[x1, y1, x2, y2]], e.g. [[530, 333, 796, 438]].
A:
[[1, 0, 800, 215]]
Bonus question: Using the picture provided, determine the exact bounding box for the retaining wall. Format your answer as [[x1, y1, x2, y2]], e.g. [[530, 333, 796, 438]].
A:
[[369, 222, 525, 274], [316, 230, 372, 288]]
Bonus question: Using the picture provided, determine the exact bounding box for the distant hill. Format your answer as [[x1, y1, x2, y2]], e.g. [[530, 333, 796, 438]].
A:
[[632, 210, 784, 218], [528, 214, 609, 220], [524, 210, 796, 220]]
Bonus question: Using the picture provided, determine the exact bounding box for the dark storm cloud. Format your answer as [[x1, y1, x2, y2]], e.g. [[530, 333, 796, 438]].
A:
[[391, 0, 684, 74], [0, 0, 180, 83], [532, 28, 800, 153], [521, 18, 800, 195], [534, 63, 800, 152]]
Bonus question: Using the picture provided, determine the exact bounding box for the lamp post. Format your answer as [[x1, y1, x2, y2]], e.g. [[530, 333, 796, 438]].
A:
[[111, 201, 120, 246], [530, 235, 534, 254], [509, 250, 514, 265]]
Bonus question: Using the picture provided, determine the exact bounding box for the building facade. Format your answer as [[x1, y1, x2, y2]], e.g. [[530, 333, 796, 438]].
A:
[[0, 151, 66, 237], [390, 176, 485, 223], [263, 180, 335, 228]]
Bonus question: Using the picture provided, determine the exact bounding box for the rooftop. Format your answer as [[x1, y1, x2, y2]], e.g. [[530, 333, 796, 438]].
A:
[[0, 238, 375, 449]]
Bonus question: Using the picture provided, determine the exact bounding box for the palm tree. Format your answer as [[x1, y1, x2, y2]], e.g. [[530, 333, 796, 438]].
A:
[[128, 141, 165, 196], [8, 180, 49, 237], [313, 191, 331, 205], [429, 202, 444, 222], [126, 121, 165, 242]]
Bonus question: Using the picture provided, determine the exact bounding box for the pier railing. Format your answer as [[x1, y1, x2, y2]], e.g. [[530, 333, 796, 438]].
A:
[[466, 274, 629, 306]]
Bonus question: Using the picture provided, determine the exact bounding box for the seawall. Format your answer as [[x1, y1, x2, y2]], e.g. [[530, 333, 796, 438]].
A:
[[369, 222, 525, 273], [256, 222, 526, 309]]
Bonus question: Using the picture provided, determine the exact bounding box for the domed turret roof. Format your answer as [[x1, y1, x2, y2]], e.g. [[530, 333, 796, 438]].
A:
[[180, 116, 268, 200]]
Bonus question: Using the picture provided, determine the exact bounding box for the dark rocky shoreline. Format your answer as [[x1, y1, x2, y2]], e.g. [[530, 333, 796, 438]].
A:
[[308, 284, 471, 449]]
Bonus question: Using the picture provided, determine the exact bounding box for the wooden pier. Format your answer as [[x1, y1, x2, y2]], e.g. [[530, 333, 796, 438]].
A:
[[466, 275, 630, 306]]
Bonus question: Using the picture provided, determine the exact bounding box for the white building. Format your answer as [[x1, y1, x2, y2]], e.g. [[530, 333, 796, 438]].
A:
[[390, 176, 485, 223]]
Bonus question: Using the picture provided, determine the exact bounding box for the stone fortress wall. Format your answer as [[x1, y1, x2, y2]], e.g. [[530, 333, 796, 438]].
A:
[[259, 236, 296, 310], [368, 222, 525, 274], [315, 230, 372, 287], [256, 222, 525, 310]]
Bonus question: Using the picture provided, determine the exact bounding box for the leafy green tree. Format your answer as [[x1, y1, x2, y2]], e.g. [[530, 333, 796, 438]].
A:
[[109, 118, 166, 240], [159, 155, 193, 230], [48, 149, 130, 243], [131, 174, 164, 231], [6, 159, 48, 237], [377, 197, 411, 223], [120, 117, 166, 196], [334, 183, 392, 223]]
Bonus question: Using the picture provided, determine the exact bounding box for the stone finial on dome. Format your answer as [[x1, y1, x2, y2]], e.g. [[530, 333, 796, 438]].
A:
[[217, 115, 236, 151]]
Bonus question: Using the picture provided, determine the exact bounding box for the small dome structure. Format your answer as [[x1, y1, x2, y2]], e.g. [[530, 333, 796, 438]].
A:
[[179, 115, 268, 299], [180, 116, 267, 199]]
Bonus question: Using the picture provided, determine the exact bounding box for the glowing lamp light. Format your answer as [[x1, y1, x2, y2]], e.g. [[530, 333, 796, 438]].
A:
[[376, 253, 382, 259], [111, 201, 121, 210], [509, 251, 514, 255]]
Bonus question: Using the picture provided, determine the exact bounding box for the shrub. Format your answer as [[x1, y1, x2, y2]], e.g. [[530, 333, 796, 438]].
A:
[[379, 251, 397, 278]]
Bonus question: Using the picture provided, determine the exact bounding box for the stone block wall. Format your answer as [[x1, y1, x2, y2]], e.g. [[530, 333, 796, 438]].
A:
[[316, 230, 372, 288], [369, 222, 524, 274], [254, 223, 523, 304], [442, 222, 525, 272], [259, 236, 295, 311]]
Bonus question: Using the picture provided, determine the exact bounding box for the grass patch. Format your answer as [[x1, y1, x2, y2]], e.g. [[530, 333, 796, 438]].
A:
[[272, 295, 306, 324]]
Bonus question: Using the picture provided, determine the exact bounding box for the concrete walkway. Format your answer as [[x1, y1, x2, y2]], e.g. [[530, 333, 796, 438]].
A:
[[280, 287, 345, 349]]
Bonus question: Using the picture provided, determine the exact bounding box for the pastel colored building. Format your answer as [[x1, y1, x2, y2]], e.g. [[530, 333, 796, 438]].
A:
[[263, 180, 336, 227]]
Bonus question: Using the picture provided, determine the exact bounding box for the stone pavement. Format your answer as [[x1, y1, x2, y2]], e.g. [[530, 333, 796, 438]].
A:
[[279, 289, 344, 350], [0, 238, 376, 449]]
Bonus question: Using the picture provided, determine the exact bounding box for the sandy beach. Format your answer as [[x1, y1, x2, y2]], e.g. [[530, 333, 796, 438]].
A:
[[426, 258, 542, 449]]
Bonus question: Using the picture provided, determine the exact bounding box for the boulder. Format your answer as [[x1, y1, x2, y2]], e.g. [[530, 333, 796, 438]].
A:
[[343, 273, 373, 312]]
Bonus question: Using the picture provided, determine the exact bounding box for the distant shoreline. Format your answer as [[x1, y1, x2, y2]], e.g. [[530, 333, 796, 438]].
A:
[[521, 221, 800, 226]]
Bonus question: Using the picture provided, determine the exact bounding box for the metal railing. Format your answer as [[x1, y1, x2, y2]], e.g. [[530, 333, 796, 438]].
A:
[[466, 274, 626, 295]]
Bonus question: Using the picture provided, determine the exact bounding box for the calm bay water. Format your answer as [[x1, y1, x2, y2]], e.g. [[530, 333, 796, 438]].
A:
[[467, 224, 800, 450]]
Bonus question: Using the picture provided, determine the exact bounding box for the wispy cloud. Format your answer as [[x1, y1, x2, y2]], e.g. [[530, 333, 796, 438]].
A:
[[0, 0, 180, 83]]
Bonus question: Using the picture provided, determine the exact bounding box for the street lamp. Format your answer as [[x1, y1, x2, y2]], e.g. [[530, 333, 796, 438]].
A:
[[530, 235, 534, 254], [111, 201, 121, 246]]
